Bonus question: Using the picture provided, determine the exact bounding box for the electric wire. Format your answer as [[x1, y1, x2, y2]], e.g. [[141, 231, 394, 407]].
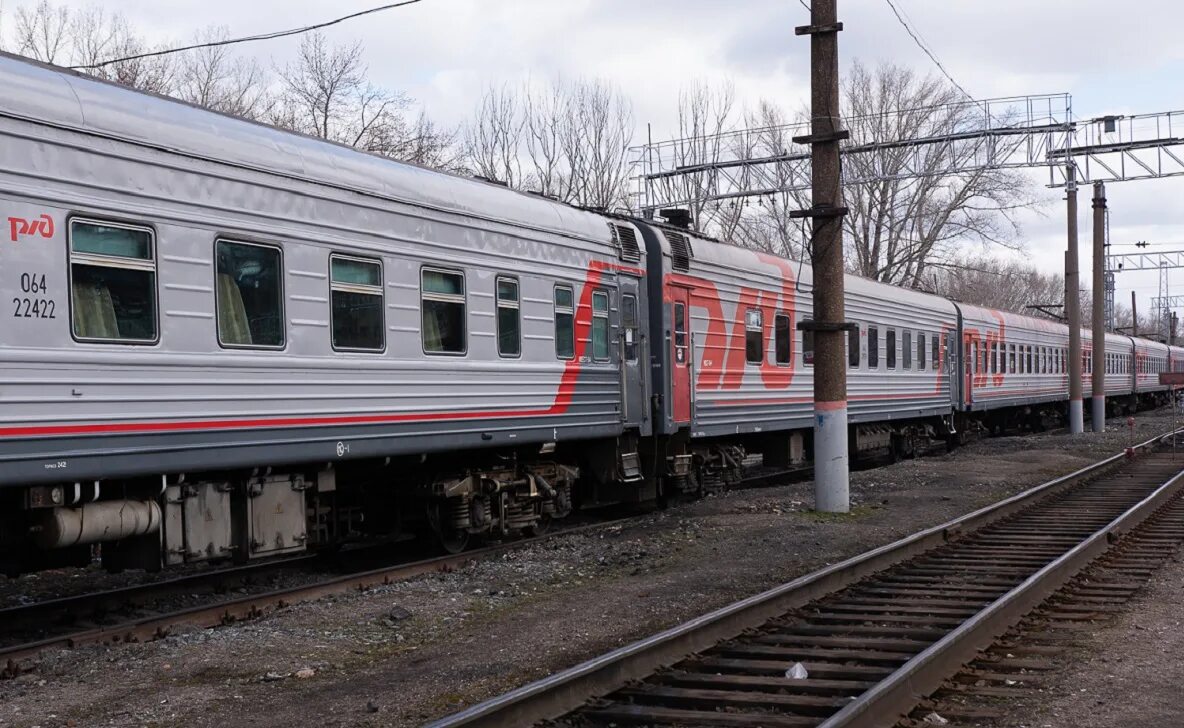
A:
[[69, 0, 426, 70], [882, 0, 981, 109]]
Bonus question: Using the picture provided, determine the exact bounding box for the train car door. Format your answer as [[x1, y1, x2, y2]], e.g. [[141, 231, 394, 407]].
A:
[[670, 287, 692, 425], [617, 275, 649, 435], [964, 335, 976, 406]]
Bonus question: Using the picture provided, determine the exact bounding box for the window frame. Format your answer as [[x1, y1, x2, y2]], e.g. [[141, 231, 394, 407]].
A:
[[554, 284, 576, 361], [848, 324, 860, 369], [774, 312, 792, 367], [494, 274, 522, 359], [68, 217, 160, 346], [420, 265, 467, 356], [213, 238, 286, 351], [868, 326, 880, 369], [932, 334, 940, 371], [745, 308, 764, 365], [328, 253, 385, 353], [620, 292, 639, 363], [903, 330, 913, 370], [591, 288, 610, 362], [886, 328, 897, 370]]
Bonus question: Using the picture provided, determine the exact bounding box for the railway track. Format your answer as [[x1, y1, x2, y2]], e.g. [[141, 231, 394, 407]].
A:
[[0, 458, 819, 674], [427, 433, 1184, 728], [0, 514, 642, 675]]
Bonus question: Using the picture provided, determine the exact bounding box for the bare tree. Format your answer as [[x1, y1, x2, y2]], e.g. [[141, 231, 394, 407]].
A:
[[12, 2, 173, 93], [272, 31, 457, 167], [841, 61, 1038, 286], [560, 79, 633, 208], [464, 83, 526, 187], [931, 255, 1064, 315], [275, 33, 407, 148], [463, 78, 634, 208], [12, 0, 70, 63], [174, 26, 269, 119], [649, 81, 740, 229]]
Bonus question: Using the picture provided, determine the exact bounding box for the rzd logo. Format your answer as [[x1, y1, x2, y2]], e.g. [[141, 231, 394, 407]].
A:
[[8, 214, 54, 243]]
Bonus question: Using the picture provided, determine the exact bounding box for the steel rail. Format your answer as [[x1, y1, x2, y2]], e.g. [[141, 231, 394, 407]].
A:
[[0, 462, 816, 654], [819, 459, 1184, 727], [425, 432, 1178, 728], [0, 515, 639, 670]]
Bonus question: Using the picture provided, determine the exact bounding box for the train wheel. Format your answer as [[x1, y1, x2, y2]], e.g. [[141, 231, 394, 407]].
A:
[[426, 502, 470, 554], [525, 514, 552, 537]]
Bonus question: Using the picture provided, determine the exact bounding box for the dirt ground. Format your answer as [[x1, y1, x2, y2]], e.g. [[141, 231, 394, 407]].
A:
[[984, 535, 1184, 728], [0, 410, 1181, 728]]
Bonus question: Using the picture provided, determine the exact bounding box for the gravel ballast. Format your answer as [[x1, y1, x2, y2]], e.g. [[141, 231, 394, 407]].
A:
[[0, 410, 1181, 728]]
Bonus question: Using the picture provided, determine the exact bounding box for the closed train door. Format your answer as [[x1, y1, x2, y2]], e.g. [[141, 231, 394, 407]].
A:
[[964, 334, 977, 406], [617, 275, 648, 434], [669, 286, 692, 425]]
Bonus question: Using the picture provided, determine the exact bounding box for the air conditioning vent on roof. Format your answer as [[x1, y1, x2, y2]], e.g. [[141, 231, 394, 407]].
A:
[[610, 223, 641, 263], [667, 231, 692, 272]]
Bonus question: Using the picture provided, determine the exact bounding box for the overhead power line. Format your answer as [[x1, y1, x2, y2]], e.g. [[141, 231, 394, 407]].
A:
[[69, 0, 426, 70], [881, 0, 979, 107]]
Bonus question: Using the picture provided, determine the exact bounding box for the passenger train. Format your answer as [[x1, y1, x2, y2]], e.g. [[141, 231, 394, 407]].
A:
[[0, 53, 1179, 574]]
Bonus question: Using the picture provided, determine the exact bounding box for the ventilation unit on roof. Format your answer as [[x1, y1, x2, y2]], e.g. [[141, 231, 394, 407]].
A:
[[666, 231, 692, 272], [609, 223, 641, 263]]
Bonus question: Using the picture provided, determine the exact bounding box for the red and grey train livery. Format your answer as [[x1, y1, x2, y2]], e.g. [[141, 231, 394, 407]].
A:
[[0, 53, 1179, 574]]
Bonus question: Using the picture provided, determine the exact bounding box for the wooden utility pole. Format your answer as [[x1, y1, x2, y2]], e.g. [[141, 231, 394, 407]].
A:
[[1066, 166, 1084, 434], [793, 0, 850, 512], [1091, 182, 1106, 432]]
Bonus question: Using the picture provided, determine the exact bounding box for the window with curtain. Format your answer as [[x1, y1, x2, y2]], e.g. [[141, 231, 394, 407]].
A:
[[70, 219, 157, 342], [216, 240, 284, 348]]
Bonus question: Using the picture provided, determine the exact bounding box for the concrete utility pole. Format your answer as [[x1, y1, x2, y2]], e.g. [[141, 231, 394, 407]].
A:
[[1091, 182, 1107, 432], [1066, 166, 1084, 434], [1132, 291, 1138, 338], [794, 0, 849, 512]]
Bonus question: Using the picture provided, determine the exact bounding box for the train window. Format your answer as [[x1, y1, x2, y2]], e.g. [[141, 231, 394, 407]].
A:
[[591, 290, 610, 361], [216, 240, 284, 348], [917, 332, 926, 369], [421, 267, 466, 355], [775, 313, 792, 366], [746, 309, 763, 364], [621, 294, 638, 362], [554, 285, 575, 359], [802, 329, 814, 366], [932, 335, 940, 371], [1009, 344, 1016, 374], [886, 329, 896, 369], [329, 255, 384, 352], [868, 326, 880, 368], [496, 276, 521, 358], [69, 219, 158, 343], [849, 326, 860, 368], [903, 331, 912, 369]]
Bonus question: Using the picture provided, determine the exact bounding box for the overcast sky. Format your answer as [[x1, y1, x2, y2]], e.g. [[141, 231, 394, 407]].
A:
[[5, 0, 1183, 320]]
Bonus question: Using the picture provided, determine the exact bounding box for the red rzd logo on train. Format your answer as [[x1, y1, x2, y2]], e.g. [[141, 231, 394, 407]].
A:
[[7, 214, 54, 243]]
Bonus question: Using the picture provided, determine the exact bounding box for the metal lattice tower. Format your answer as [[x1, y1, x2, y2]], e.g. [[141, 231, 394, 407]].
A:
[[632, 95, 1184, 218]]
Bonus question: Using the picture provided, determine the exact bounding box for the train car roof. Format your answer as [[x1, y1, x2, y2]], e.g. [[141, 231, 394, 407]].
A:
[[0, 52, 613, 244]]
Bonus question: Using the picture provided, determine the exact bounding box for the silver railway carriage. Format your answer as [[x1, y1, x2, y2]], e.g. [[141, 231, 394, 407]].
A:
[[0, 52, 1179, 575]]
